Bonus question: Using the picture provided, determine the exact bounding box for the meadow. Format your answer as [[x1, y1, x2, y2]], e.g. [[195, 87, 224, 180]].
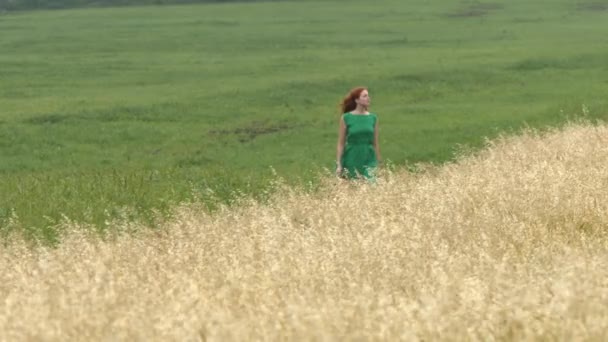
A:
[[3, 122, 608, 340], [1, 0, 608, 239]]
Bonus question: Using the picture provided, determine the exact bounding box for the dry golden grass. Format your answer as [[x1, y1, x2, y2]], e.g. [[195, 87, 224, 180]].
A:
[[3, 122, 608, 341]]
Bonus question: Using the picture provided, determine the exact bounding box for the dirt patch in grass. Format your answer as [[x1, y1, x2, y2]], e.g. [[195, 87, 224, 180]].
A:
[[23, 113, 69, 125], [210, 120, 299, 143], [446, 3, 503, 18], [577, 1, 608, 11]]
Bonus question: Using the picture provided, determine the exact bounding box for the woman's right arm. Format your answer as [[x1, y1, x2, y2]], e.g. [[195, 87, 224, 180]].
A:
[[336, 115, 346, 174]]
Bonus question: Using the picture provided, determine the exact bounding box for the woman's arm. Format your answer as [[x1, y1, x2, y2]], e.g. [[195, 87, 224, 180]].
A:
[[373, 116, 382, 164], [336, 115, 346, 173]]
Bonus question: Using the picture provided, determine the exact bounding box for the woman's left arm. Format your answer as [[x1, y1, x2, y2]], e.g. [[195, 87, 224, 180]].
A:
[[373, 116, 382, 164]]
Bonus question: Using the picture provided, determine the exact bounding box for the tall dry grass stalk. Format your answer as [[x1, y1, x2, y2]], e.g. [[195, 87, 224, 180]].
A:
[[3, 122, 608, 341]]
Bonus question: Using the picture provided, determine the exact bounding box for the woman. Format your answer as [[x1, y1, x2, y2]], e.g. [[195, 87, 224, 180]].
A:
[[336, 86, 381, 180]]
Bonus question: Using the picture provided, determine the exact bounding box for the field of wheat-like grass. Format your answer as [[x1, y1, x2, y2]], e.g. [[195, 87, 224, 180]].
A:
[[3, 121, 608, 341]]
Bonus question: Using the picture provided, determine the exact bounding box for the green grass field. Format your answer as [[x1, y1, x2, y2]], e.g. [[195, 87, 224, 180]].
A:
[[1, 0, 607, 241]]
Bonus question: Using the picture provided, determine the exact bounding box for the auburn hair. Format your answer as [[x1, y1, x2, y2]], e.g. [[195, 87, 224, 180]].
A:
[[340, 86, 367, 114]]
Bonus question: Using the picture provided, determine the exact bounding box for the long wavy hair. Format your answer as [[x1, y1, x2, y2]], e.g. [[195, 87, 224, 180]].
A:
[[340, 86, 367, 114]]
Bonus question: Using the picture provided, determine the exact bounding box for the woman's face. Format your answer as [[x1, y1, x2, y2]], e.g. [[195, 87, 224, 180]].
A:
[[356, 90, 371, 108]]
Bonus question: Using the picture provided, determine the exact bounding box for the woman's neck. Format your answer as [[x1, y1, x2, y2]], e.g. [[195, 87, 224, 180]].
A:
[[351, 106, 369, 115]]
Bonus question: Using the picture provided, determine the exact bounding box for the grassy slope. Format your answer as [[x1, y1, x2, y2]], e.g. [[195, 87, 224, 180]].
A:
[[1, 0, 607, 238], [4, 122, 608, 339]]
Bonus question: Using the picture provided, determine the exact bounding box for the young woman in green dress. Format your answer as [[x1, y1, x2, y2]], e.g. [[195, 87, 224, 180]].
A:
[[336, 87, 382, 179]]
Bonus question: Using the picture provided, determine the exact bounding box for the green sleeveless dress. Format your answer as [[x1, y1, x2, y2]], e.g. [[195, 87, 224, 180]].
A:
[[340, 113, 378, 179]]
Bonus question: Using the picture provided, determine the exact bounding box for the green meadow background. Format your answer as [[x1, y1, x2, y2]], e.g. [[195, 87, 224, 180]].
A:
[[1, 0, 607, 241]]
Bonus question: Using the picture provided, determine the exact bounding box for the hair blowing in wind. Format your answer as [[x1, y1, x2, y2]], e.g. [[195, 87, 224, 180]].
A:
[[340, 87, 367, 113]]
